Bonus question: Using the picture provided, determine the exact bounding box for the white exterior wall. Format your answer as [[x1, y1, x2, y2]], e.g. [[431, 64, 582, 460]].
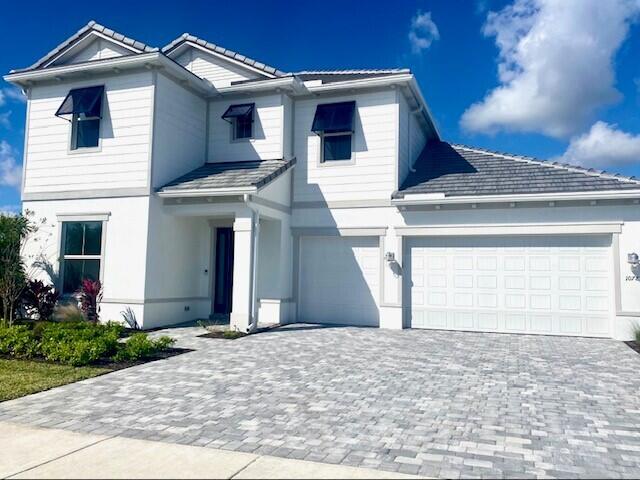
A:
[[398, 93, 428, 188], [151, 73, 207, 188], [143, 196, 212, 328], [293, 90, 399, 203], [175, 49, 260, 88], [24, 71, 154, 196], [22, 196, 150, 326], [62, 37, 132, 65], [292, 202, 640, 339], [208, 93, 284, 162]]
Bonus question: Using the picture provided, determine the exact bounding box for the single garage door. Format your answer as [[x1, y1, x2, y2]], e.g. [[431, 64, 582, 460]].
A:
[[299, 236, 380, 326], [406, 235, 613, 337]]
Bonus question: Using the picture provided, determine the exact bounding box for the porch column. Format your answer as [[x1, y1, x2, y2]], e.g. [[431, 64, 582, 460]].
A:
[[230, 211, 258, 332]]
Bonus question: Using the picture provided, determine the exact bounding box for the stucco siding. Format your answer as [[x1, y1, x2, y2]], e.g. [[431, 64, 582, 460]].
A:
[[22, 196, 150, 325]]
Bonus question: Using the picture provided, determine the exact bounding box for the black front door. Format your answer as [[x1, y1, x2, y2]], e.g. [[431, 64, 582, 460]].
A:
[[213, 228, 234, 314]]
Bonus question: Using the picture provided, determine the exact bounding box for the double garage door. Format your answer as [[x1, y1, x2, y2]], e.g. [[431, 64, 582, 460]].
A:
[[298, 234, 613, 337], [406, 235, 613, 337]]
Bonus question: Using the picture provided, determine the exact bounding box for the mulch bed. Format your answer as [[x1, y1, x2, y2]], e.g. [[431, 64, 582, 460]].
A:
[[198, 331, 247, 340], [624, 341, 640, 355], [0, 347, 192, 372]]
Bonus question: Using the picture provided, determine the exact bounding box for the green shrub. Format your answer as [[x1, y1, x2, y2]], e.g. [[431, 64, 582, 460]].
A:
[[39, 322, 122, 366], [634, 322, 640, 344], [113, 333, 175, 362], [0, 325, 38, 358]]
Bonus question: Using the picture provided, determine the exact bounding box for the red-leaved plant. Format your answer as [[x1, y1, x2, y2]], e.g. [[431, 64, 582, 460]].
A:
[[78, 279, 102, 324], [22, 279, 60, 321]]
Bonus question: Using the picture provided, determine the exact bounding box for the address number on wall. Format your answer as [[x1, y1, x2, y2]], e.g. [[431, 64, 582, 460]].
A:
[[626, 275, 639, 282]]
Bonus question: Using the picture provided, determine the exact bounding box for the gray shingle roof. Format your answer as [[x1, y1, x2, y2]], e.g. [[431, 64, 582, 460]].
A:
[[159, 159, 296, 193], [162, 34, 287, 77], [11, 21, 157, 73], [393, 142, 640, 199]]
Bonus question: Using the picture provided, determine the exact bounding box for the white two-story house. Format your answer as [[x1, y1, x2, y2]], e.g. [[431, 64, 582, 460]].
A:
[[5, 21, 640, 339]]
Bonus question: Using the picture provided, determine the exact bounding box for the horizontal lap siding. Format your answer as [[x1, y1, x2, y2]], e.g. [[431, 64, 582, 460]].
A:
[[398, 93, 427, 189], [293, 90, 398, 203], [151, 74, 207, 188], [208, 94, 283, 162], [176, 50, 259, 88], [24, 72, 154, 194]]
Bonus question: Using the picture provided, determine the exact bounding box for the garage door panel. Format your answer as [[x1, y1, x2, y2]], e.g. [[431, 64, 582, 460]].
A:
[[299, 236, 380, 327], [406, 235, 612, 337]]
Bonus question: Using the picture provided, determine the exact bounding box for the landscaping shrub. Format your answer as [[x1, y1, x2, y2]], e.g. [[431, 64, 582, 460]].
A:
[[22, 279, 60, 321], [39, 322, 122, 366], [78, 279, 102, 324], [0, 325, 38, 358], [113, 333, 175, 362]]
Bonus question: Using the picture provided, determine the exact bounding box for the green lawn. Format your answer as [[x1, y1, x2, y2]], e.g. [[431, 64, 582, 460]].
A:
[[0, 359, 111, 402]]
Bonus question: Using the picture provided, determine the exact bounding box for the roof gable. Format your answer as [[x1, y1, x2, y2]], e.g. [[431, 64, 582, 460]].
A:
[[11, 21, 157, 74], [163, 35, 286, 81]]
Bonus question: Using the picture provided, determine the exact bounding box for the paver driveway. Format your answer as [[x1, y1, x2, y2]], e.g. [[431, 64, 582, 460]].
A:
[[2, 324, 640, 478]]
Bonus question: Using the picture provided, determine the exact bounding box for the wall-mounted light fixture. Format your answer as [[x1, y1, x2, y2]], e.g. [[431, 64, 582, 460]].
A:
[[628, 252, 639, 266], [384, 252, 395, 263]]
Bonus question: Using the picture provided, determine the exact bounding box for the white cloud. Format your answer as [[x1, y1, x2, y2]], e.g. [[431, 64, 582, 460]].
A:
[[460, 0, 640, 138], [0, 141, 22, 188], [2, 87, 25, 104], [0, 90, 4, 107], [555, 121, 640, 167], [0, 111, 11, 129], [409, 10, 440, 54]]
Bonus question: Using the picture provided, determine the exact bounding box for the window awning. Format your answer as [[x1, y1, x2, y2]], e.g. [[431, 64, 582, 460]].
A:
[[221, 103, 255, 123], [55, 86, 104, 119], [311, 101, 355, 134]]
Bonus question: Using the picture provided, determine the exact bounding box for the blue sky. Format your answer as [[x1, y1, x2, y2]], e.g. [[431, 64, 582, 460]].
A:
[[1, 0, 639, 211]]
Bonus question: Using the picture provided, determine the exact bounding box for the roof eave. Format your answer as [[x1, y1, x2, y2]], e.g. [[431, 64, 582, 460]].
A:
[[391, 189, 640, 206], [4, 53, 215, 96], [216, 76, 301, 95], [157, 186, 258, 198]]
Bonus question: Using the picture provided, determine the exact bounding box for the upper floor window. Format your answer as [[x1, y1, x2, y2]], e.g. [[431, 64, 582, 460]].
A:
[[312, 101, 356, 163], [55, 86, 104, 150], [60, 221, 104, 294], [222, 103, 254, 141]]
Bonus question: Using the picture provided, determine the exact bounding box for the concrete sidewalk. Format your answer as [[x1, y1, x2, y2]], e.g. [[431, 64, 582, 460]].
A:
[[0, 422, 422, 479]]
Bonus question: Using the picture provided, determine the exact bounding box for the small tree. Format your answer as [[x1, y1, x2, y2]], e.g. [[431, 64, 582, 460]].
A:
[[0, 214, 34, 326], [79, 279, 102, 324]]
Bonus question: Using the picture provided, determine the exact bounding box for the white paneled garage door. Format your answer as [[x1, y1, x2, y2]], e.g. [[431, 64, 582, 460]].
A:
[[406, 235, 613, 337], [299, 236, 380, 326]]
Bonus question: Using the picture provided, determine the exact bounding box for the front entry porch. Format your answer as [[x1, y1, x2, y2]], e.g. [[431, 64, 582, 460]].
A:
[[159, 200, 294, 333], [156, 159, 296, 332]]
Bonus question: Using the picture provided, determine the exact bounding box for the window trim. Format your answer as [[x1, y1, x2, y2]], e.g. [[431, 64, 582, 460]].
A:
[[65, 85, 105, 154], [319, 131, 354, 165], [58, 217, 108, 296]]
